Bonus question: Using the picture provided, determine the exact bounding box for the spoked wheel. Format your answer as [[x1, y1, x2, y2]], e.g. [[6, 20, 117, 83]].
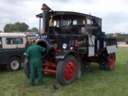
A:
[[107, 53, 116, 70], [56, 56, 81, 85]]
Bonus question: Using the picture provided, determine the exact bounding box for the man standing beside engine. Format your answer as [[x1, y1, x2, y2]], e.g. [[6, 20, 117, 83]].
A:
[[26, 40, 46, 85]]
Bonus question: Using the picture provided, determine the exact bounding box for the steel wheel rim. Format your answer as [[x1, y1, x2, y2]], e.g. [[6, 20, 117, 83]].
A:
[[64, 59, 76, 81]]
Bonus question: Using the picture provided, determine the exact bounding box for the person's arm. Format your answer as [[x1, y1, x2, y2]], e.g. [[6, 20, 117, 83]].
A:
[[39, 46, 47, 58], [42, 47, 46, 52], [38, 45, 46, 52]]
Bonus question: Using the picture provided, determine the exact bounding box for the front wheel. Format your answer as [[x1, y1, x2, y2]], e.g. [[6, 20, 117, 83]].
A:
[[8, 57, 21, 71], [56, 56, 81, 85]]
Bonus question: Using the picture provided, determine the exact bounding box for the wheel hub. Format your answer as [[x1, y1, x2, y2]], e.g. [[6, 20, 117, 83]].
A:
[[10, 60, 20, 70]]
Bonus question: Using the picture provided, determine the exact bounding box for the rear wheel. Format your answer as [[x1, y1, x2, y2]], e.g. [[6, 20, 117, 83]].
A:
[[8, 57, 21, 71], [56, 56, 81, 85], [107, 53, 116, 70]]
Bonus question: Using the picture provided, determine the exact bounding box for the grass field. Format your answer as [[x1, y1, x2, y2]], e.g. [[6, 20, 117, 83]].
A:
[[0, 47, 128, 96]]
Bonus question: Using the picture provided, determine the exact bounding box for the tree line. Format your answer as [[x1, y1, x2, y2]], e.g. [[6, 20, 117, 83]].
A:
[[4, 22, 38, 33], [107, 33, 128, 42]]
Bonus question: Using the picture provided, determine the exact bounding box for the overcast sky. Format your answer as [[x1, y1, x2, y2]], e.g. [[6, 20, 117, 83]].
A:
[[0, 0, 128, 33]]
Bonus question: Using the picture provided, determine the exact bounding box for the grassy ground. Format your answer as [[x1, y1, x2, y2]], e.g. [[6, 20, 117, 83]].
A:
[[0, 47, 128, 96]]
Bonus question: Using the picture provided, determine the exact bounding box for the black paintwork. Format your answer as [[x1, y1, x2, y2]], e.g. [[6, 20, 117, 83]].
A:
[[0, 48, 25, 65], [37, 9, 117, 61]]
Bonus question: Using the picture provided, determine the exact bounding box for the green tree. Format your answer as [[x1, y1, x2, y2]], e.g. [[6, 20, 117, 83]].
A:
[[30, 27, 38, 33], [4, 24, 14, 32], [20, 23, 29, 32], [4, 22, 29, 32]]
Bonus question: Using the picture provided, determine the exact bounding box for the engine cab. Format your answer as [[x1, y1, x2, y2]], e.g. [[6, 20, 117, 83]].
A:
[[36, 4, 106, 58]]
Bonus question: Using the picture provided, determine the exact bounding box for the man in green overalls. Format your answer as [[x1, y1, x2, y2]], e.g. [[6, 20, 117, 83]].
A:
[[26, 40, 46, 85]]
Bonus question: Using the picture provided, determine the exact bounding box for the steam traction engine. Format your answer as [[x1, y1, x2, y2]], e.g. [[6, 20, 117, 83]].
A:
[[24, 4, 117, 85]]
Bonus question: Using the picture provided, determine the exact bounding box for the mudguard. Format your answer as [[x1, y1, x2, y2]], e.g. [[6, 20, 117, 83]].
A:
[[55, 51, 77, 60]]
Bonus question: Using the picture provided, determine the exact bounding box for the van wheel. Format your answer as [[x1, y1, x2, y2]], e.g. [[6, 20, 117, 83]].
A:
[[8, 57, 21, 71]]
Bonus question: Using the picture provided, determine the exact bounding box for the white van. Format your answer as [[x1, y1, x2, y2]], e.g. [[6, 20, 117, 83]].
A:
[[0, 33, 27, 71]]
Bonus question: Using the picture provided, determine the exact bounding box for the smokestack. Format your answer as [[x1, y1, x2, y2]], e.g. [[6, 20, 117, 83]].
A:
[[41, 4, 52, 34], [41, 3, 51, 12]]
